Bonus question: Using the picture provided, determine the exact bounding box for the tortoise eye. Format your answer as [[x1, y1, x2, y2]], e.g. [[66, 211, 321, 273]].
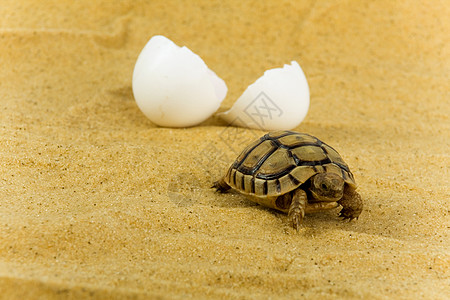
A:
[[321, 183, 328, 190]]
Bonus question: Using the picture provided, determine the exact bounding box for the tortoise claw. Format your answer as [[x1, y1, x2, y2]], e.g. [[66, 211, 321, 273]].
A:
[[212, 183, 222, 193], [212, 180, 231, 193], [338, 187, 363, 221], [211, 182, 219, 191], [291, 214, 301, 232], [339, 209, 358, 221]]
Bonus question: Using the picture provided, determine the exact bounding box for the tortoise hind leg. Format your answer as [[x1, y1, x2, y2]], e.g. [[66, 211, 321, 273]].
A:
[[212, 178, 231, 193], [338, 185, 363, 220], [288, 189, 307, 231]]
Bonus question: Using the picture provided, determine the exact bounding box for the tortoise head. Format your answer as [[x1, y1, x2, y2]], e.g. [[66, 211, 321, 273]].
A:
[[309, 173, 344, 202]]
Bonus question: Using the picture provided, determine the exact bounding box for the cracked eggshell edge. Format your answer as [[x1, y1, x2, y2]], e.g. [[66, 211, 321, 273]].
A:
[[218, 61, 309, 130]]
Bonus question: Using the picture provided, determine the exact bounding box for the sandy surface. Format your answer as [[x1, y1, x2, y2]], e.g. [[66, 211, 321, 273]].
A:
[[0, 1, 449, 299]]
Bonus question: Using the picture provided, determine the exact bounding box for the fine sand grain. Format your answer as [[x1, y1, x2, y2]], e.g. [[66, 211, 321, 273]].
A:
[[0, 1, 449, 299]]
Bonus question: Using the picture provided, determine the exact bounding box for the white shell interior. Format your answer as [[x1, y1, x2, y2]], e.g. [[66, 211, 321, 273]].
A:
[[218, 61, 310, 130], [132, 35, 227, 127]]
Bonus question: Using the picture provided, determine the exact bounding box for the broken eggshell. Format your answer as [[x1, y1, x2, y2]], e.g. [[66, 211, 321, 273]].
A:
[[132, 35, 227, 127], [218, 61, 309, 130]]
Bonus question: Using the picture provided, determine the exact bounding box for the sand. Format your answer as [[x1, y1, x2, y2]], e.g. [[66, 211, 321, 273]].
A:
[[0, 0, 449, 299]]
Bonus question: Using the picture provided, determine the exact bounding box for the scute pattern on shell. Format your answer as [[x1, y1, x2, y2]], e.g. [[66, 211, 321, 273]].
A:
[[225, 131, 355, 197]]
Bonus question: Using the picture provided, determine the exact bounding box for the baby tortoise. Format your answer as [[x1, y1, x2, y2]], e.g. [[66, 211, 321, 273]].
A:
[[214, 131, 362, 230]]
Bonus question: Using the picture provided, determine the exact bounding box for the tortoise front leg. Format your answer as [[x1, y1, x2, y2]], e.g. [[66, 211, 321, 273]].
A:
[[338, 185, 363, 220], [212, 178, 231, 193], [288, 189, 307, 231]]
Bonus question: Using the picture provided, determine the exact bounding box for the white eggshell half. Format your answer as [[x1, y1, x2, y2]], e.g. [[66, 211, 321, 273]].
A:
[[219, 61, 309, 130], [132, 35, 227, 127]]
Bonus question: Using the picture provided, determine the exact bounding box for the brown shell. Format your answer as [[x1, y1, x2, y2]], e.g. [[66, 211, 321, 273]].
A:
[[224, 131, 355, 197]]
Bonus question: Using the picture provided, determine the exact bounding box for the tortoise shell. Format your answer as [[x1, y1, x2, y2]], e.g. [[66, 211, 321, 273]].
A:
[[224, 131, 355, 198]]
